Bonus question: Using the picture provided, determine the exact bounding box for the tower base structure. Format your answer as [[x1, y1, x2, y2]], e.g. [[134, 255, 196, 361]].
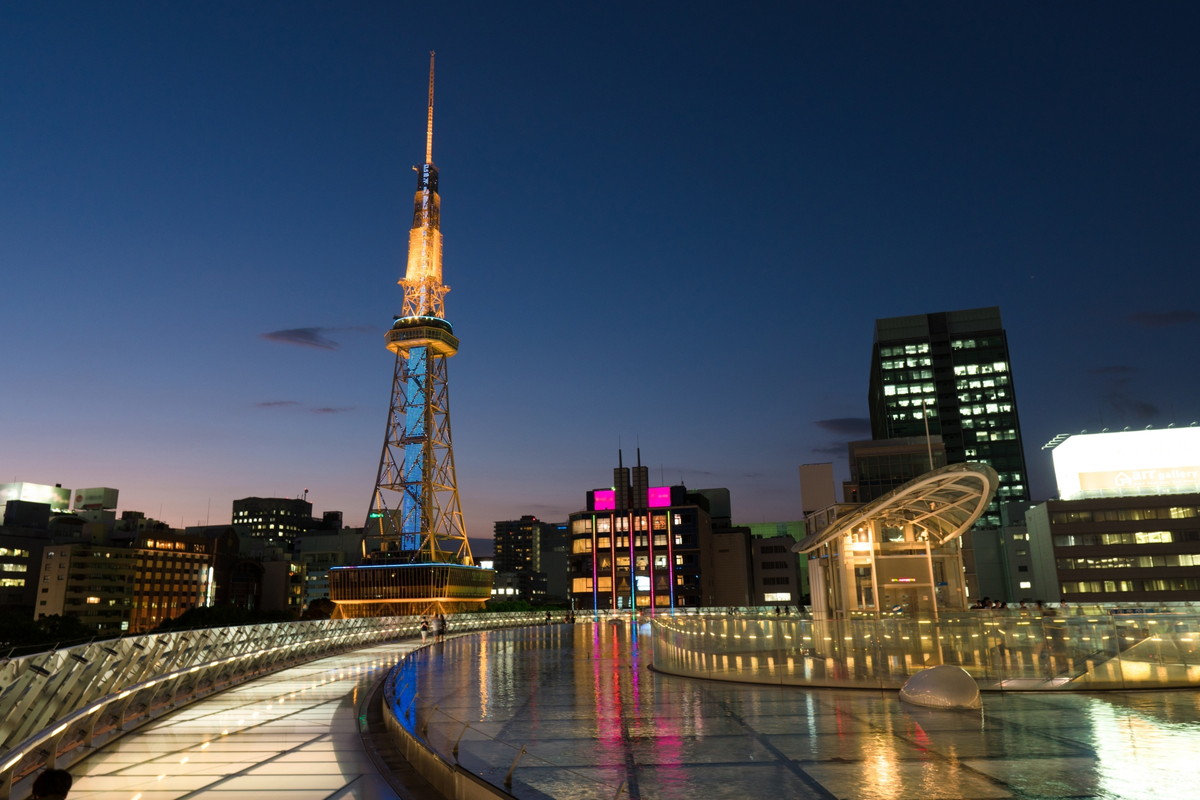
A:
[[328, 563, 493, 618]]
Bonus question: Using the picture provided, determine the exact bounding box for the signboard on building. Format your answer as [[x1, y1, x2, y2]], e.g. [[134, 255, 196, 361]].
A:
[[73, 487, 119, 510], [1052, 428, 1200, 499]]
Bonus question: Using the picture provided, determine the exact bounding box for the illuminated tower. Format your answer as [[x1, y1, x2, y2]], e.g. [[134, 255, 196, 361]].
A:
[[330, 53, 493, 616]]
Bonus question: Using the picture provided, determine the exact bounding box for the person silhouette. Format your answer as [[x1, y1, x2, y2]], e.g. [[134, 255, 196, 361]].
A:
[[31, 768, 72, 799]]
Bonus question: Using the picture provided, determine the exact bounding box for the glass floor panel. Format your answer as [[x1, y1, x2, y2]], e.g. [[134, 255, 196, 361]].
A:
[[66, 642, 416, 800], [399, 621, 1200, 800]]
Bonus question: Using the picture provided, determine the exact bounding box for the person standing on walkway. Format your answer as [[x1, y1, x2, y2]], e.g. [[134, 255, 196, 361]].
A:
[[419, 615, 430, 643], [433, 613, 446, 642]]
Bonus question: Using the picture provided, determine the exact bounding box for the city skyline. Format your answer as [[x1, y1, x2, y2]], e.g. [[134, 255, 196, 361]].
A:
[[3, 3, 1198, 552]]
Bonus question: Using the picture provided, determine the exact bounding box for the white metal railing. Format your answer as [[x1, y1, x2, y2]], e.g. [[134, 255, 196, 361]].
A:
[[651, 610, 1200, 691], [0, 612, 543, 800]]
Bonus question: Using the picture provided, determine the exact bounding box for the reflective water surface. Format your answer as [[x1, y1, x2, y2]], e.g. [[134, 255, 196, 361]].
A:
[[400, 621, 1200, 800]]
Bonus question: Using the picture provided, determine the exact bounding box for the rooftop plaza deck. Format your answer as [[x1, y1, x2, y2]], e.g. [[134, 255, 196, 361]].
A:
[[13, 614, 1200, 800], [390, 618, 1200, 799]]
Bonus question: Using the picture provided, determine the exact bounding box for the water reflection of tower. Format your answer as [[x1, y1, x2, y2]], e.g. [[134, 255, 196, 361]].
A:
[[329, 53, 493, 616]]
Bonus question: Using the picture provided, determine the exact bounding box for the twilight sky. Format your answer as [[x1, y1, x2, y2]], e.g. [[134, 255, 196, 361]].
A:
[[3, 2, 1198, 556]]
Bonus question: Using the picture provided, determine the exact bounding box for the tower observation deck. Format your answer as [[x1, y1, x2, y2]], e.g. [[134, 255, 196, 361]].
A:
[[330, 53, 493, 616]]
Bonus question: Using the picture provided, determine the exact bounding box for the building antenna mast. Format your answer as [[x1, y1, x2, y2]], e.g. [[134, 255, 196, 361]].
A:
[[922, 397, 934, 470]]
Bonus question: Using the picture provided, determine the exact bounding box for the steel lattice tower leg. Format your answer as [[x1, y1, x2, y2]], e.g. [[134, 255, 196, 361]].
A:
[[367, 344, 471, 565]]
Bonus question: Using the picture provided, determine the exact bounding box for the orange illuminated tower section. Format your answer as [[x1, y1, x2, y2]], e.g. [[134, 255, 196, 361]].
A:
[[330, 53, 493, 616]]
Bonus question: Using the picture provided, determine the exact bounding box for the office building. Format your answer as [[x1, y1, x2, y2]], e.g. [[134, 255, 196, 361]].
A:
[[799, 464, 837, 516], [745, 522, 808, 605], [493, 516, 567, 603], [567, 453, 761, 611], [0, 483, 70, 514], [231, 497, 314, 550], [110, 530, 214, 632], [37, 543, 136, 634], [985, 500, 1058, 603], [868, 306, 1029, 526], [493, 516, 543, 575], [843, 436, 948, 504], [294, 528, 364, 607], [540, 521, 569, 601], [72, 487, 119, 523], [0, 533, 39, 612], [1029, 427, 1200, 604]]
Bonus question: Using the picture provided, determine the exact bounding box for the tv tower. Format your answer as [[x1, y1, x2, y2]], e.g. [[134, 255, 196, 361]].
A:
[[330, 53, 492, 616]]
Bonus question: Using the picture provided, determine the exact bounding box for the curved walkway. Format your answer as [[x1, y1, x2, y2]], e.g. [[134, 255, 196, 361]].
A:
[[63, 641, 427, 800], [51, 622, 1200, 800]]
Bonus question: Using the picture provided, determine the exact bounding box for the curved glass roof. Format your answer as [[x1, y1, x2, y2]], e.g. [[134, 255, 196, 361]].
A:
[[794, 462, 1000, 554]]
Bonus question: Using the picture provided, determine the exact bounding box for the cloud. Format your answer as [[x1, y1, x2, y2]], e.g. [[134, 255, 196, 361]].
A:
[[1125, 310, 1200, 328], [661, 467, 719, 479], [1089, 367, 1160, 423], [262, 327, 341, 349], [1089, 365, 1137, 376], [255, 401, 352, 414], [520, 503, 572, 515], [814, 417, 871, 436], [261, 325, 374, 349], [1106, 393, 1159, 422]]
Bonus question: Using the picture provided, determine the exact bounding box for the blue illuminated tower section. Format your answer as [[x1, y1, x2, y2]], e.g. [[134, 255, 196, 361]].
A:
[[367, 52, 474, 567]]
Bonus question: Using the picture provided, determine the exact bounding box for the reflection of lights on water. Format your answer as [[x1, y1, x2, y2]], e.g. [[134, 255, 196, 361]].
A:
[[1088, 699, 1200, 798]]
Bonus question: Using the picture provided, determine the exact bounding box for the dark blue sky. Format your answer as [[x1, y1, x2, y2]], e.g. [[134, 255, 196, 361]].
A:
[[3, 2, 1197, 551]]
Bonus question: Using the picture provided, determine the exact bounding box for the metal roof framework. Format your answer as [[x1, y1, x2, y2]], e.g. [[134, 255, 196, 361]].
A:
[[794, 462, 1000, 554]]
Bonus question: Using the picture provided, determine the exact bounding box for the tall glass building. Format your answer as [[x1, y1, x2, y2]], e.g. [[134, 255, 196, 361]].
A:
[[868, 306, 1029, 527]]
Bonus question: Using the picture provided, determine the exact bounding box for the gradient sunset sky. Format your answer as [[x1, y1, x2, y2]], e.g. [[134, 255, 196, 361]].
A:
[[3, 2, 1198, 554]]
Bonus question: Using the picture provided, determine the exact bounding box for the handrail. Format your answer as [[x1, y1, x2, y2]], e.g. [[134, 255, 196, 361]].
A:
[[650, 611, 1200, 691], [0, 612, 544, 800]]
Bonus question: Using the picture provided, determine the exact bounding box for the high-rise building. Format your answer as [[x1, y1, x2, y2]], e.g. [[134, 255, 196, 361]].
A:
[[329, 54, 492, 616], [868, 306, 1029, 526], [493, 516, 542, 575], [492, 516, 552, 602]]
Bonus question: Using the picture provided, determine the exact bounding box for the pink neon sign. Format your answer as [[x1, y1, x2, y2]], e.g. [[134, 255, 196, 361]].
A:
[[647, 486, 671, 508], [593, 490, 616, 511]]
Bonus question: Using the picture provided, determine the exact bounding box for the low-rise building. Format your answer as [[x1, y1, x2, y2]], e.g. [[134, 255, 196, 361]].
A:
[[1029, 427, 1200, 605], [567, 456, 713, 612], [37, 542, 136, 635]]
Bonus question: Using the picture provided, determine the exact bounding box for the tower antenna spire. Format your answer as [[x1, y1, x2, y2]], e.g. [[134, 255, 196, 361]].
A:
[[425, 50, 435, 164]]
